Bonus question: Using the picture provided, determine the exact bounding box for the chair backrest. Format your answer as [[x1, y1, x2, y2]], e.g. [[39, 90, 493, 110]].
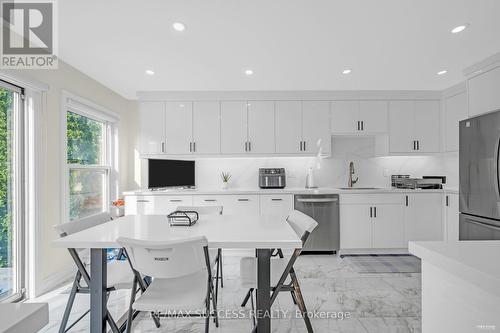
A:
[[117, 236, 208, 278], [54, 213, 113, 237], [286, 210, 319, 243], [176, 205, 223, 215]]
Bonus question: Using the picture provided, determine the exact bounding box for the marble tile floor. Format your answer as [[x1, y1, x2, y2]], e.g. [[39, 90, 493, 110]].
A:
[[31, 255, 421, 333]]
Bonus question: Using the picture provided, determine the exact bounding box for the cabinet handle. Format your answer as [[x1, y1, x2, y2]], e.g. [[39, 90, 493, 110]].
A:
[[244, 142, 248, 152], [248, 141, 251, 152], [446, 195, 449, 207], [189, 142, 192, 152], [204, 199, 217, 202], [361, 121, 364, 131], [417, 140, 420, 150], [271, 198, 283, 201], [370, 206, 373, 218], [237, 198, 249, 202], [303, 141, 306, 151], [412, 140, 415, 150], [357, 121, 360, 131], [169, 199, 182, 202], [405, 195, 409, 206], [193, 142, 196, 152], [374, 206, 377, 218], [161, 142, 165, 153], [137, 199, 150, 203]]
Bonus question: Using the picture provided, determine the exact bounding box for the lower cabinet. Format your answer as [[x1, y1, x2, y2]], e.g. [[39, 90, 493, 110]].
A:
[[125, 195, 193, 215], [371, 204, 406, 248], [340, 204, 372, 249], [404, 193, 444, 243], [259, 194, 294, 220], [191, 194, 261, 215], [445, 193, 459, 242]]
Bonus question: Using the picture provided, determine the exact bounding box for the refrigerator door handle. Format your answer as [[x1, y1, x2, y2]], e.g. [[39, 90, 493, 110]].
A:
[[496, 137, 500, 200]]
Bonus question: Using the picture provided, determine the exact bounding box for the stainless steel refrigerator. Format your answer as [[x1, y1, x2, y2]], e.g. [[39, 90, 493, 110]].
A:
[[459, 109, 500, 240]]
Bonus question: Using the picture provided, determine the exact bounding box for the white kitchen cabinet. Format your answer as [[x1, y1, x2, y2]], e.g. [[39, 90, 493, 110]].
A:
[[302, 101, 331, 154], [125, 195, 192, 215], [247, 101, 275, 154], [259, 194, 293, 219], [371, 204, 405, 248], [139, 102, 165, 154], [340, 204, 372, 249], [359, 101, 388, 133], [275, 101, 303, 154], [444, 92, 467, 152], [222, 195, 260, 215], [445, 193, 459, 242], [192, 101, 220, 154], [330, 101, 359, 134], [192, 195, 226, 208], [165, 102, 192, 154], [404, 193, 443, 243], [220, 101, 248, 154], [389, 100, 440, 153], [468, 65, 500, 117]]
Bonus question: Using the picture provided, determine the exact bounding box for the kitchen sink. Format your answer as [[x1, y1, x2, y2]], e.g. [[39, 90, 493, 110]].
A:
[[338, 187, 381, 190]]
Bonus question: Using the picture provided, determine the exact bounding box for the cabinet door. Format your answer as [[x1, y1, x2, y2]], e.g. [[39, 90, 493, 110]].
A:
[[259, 194, 293, 220], [165, 102, 193, 154], [415, 101, 440, 153], [223, 195, 260, 215], [192, 101, 220, 154], [404, 193, 443, 242], [247, 101, 275, 154], [446, 193, 459, 242], [330, 101, 359, 134], [340, 204, 372, 249], [220, 101, 247, 154], [139, 102, 165, 154], [302, 101, 331, 154], [193, 195, 226, 208], [275, 101, 302, 154], [155, 196, 193, 215], [359, 101, 388, 133], [389, 101, 415, 153], [372, 205, 405, 248], [444, 93, 467, 152], [468, 66, 500, 117]]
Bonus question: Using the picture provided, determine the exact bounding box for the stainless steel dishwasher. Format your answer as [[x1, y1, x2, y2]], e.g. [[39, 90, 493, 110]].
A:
[[294, 194, 340, 254]]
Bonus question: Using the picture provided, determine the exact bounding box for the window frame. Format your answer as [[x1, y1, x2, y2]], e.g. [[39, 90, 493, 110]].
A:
[[61, 91, 119, 224]]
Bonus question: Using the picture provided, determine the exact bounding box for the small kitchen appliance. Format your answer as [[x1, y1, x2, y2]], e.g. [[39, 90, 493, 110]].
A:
[[259, 168, 286, 189], [392, 175, 445, 189]]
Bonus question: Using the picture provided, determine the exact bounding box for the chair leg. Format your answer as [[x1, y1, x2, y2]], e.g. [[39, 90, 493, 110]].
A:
[[218, 249, 224, 288], [205, 297, 210, 333], [290, 269, 313, 333], [241, 288, 253, 307], [249, 289, 256, 327], [125, 277, 138, 333], [215, 256, 220, 303], [291, 289, 298, 305], [59, 272, 81, 333], [210, 282, 219, 327]]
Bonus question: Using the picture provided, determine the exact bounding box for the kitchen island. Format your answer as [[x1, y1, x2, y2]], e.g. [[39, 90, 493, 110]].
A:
[[409, 240, 500, 333]]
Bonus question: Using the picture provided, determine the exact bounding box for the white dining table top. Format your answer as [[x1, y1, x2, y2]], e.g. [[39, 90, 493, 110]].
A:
[[53, 214, 303, 249]]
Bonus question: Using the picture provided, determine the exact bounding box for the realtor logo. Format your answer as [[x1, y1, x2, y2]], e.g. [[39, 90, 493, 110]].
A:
[[1, 1, 58, 68]]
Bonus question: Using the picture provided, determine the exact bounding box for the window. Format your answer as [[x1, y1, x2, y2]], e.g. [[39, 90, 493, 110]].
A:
[[63, 94, 118, 222], [0, 80, 25, 302]]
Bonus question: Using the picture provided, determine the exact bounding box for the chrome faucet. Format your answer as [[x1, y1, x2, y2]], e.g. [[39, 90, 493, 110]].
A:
[[348, 161, 358, 188]]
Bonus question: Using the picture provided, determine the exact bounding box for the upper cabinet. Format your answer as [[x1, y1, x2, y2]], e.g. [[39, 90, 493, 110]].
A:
[[220, 101, 248, 154], [302, 101, 331, 154], [468, 65, 500, 117], [275, 101, 302, 154], [165, 102, 192, 154], [389, 100, 440, 153], [139, 101, 165, 154], [331, 100, 388, 134], [247, 101, 275, 154], [192, 101, 220, 154], [444, 92, 467, 152]]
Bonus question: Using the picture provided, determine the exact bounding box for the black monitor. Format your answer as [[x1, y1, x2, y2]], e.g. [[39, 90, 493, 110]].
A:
[[148, 159, 195, 189]]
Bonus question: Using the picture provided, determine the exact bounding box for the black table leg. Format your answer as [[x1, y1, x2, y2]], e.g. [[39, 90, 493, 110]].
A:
[[90, 248, 107, 333], [256, 249, 271, 333]]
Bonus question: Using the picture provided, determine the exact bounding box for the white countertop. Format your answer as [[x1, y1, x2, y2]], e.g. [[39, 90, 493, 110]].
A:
[[409, 240, 500, 297], [123, 186, 455, 196], [53, 214, 302, 249], [0, 303, 48, 333]]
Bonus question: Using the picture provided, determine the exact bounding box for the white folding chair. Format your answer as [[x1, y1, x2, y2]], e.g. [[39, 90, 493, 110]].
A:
[[239, 210, 318, 333], [117, 236, 218, 333], [176, 205, 224, 301], [54, 214, 158, 333]]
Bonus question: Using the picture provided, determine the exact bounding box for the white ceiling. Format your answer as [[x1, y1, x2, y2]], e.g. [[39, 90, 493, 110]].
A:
[[59, 0, 500, 99]]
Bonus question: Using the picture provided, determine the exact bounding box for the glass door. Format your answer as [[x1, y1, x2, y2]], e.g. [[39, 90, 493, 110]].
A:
[[0, 80, 24, 302]]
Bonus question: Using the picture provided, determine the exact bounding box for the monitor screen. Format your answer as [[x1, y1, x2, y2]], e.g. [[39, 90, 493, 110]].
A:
[[148, 159, 195, 189]]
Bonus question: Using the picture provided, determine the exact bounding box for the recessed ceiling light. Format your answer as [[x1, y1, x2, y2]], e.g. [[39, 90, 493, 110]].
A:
[[145, 69, 155, 75], [342, 69, 352, 74], [173, 22, 186, 32], [451, 24, 468, 34], [437, 70, 448, 75], [244, 69, 254, 76]]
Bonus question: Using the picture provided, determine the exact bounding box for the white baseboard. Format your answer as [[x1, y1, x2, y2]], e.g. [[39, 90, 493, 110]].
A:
[[339, 248, 410, 256]]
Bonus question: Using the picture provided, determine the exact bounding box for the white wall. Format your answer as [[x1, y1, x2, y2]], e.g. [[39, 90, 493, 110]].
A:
[[137, 137, 458, 190], [2, 61, 138, 294]]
